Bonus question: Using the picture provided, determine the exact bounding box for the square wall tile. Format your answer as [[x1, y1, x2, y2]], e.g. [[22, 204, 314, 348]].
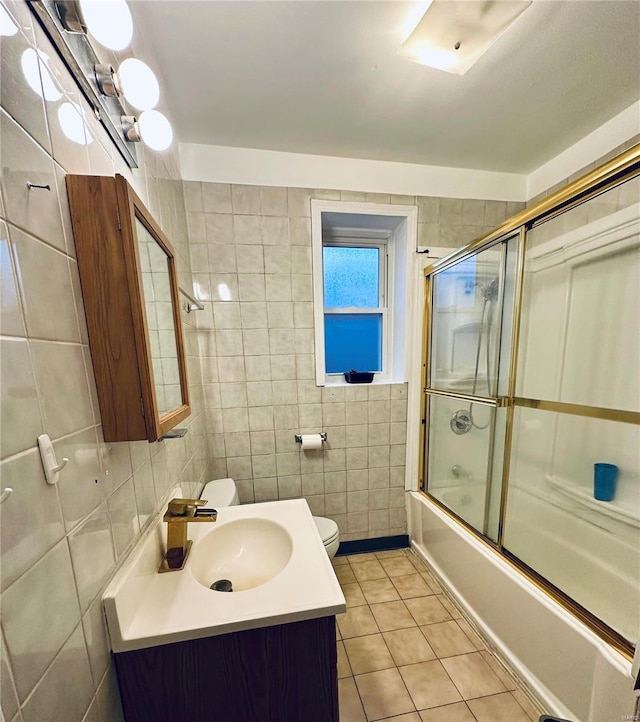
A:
[[0, 448, 64, 592], [202, 183, 232, 214], [0, 110, 65, 251], [2, 540, 81, 702], [21, 624, 93, 722], [0, 223, 26, 336], [107, 478, 140, 560], [0, 337, 43, 458], [1, 632, 19, 722], [29, 340, 93, 439], [54, 427, 105, 532], [68, 503, 115, 613]]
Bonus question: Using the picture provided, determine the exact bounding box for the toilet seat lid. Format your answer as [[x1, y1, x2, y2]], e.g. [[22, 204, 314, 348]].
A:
[[313, 516, 339, 544], [201, 478, 237, 507]]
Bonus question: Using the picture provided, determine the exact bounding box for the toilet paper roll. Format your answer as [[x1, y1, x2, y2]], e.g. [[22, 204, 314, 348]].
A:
[[299, 434, 324, 450]]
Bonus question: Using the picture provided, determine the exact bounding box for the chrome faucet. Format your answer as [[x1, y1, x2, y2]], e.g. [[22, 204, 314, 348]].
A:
[[159, 497, 217, 573]]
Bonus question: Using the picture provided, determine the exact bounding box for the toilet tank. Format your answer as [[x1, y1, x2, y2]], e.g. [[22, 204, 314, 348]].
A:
[[200, 478, 239, 508]]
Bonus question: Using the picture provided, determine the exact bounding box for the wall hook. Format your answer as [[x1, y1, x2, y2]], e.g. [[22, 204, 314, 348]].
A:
[[27, 182, 52, 191], [0, 488, 13, 504], [37, 434, 68, 485]]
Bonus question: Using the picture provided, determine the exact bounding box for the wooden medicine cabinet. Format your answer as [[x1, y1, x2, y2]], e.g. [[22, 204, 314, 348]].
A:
[[66, 174, 190, 442]]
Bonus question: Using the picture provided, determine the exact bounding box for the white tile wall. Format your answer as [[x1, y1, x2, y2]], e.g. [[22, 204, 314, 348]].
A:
[[0, 3, 208, 720], [187, 177, 526, 544]]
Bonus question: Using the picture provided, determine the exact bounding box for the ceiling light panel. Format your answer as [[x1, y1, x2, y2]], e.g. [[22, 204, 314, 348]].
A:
[[399, 0, 531, 75]]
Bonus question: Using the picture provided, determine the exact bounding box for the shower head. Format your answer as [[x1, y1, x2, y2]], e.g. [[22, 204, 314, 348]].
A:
[[482, 277, 499, 302]]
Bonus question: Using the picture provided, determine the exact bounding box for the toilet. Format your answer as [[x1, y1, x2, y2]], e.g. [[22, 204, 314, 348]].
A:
[[200, 478, 340, 558]]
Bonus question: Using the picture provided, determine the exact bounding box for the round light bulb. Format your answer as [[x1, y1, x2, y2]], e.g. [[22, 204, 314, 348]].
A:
[[80, 0, 133, 51], [1, 4, 19, 36], [58, 102, 94, 145], [21, 48, 63, 102], [138, 110, 173, 151], [118, 58, 159, 111]]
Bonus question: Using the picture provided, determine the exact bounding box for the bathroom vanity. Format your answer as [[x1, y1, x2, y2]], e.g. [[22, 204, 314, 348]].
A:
[[114, 616, 337, 722], [103, 497, 345, 722]]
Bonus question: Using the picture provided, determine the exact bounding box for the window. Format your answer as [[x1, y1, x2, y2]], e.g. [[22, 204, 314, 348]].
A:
[[311, 201, 418, 386], [323, 242, 387, 374]]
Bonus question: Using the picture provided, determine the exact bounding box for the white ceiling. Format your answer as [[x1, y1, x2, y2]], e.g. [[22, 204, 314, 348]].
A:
[[131, 0, 640, 174]]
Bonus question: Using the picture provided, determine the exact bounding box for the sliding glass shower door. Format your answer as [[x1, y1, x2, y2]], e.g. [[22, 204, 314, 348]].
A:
[[424, 236, 519, 542], [420, 156, 640, 653]]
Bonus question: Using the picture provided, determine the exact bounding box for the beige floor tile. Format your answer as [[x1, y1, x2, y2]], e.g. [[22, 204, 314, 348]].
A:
[[380, 714, 421, 722], [441, 653, 506, 699], [438, 594, 462, 620], [375, 549, 407, 559], [466, 692, 532, 722], [338, 641, 352, 678], [339, 676, 366, 722], [333, 555, 350, 566], [419, 702, 476, 722], [420, 573, 444, 594], [420, 621, 477, 658], [370, 600, 417, 632], [348, 552, 379, 563], [405, 596, 452, 626], [406, 552, 429, 571], [355, 668, 416, 721], [379, 556, 418, 577], [337, 565, 358, 584], [344, 634, 395, 675], [382, 628, 436, 666], [479, 650, 517, 691], [360, 578, 401, 604], [337, 621, 342, 640], [391, 574, 433, 599], [351, 560, 388, 582], [342, 582, 368, 607], [454, 618, 486, 651], [399, 660, 462, 710], [511, 688, 542, 721], [338, 605, 380, 639]]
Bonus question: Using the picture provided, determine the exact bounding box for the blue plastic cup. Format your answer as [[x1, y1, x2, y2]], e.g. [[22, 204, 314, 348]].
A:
[[594, 463, 618, 501]]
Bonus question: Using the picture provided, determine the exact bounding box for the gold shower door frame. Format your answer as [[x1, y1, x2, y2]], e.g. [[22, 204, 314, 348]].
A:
[[418, 143, 640, 659]]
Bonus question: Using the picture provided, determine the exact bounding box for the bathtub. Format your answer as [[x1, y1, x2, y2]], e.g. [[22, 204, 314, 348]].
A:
[[408, 490, 637, 722]]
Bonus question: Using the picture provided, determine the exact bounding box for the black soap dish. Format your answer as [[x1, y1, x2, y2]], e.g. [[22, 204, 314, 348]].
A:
[[344, 370, 374, 384]]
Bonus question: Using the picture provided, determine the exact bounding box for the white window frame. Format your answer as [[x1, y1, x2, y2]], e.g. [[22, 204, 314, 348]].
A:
[[322, 237, 390, 380], [311, 200, 418, 387]]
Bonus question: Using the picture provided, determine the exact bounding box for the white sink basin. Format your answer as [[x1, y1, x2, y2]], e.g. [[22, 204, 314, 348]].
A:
[[102, 496, 346, 652], [189, 518, 293, 592]]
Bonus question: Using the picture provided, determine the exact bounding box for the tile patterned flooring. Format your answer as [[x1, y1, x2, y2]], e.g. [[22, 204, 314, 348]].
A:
[[334, 549, 541, 722]]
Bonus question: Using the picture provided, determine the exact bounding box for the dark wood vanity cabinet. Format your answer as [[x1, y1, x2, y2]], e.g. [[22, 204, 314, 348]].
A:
[[113, 615, 339, 722]]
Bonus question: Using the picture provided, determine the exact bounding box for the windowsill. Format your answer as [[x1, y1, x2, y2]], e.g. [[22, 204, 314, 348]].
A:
[[321, 377, 404, 388]]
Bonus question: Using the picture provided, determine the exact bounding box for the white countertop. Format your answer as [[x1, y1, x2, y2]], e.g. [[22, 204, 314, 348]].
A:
[[103, 497, 346, 653]]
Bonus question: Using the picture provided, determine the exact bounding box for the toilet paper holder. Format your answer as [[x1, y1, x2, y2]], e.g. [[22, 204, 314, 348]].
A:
[[295, 432, 327, 444]]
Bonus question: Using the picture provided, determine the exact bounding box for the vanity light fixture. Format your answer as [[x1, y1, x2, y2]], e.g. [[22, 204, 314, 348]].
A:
[[0, 2, 18, 35], [138, 109, 173, 151], [121, 115, 141, 142], [117, 58, 160, 111], [398, 0, 531, 75], [28, 0, 174, 164], [79, 0, 133, 51], [94, 59, 160, 112]]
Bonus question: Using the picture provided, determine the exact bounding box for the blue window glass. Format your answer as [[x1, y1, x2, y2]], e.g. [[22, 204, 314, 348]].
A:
[[324, 313, 382, 373], [323, 246, 379, 308]]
